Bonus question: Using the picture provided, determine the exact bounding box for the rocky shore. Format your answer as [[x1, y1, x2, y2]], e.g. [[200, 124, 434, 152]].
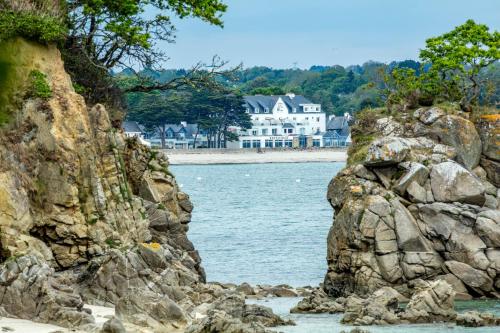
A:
[[294, 105, 500, 328], [0, 39, 291, 333]]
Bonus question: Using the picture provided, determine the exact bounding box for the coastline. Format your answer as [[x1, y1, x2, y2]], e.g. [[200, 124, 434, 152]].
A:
[[163, 148, 348, 165]]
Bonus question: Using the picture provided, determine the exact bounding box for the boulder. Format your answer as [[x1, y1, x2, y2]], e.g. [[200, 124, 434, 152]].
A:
[[364, 137, 410, 166], [476, 215, 500, 247], [0, 255, 94, 328], [392, 162, 429, 195], [290, 289, 344, 314], [186, 310, 273, 333], [341, 287, 402, 325], [209, 293, 292, 327], [430, 115, 482, 170], [456, 311, 500, 327], [476, 114, 500, 162], [400, 280, 456, 323], [430, 161, 485, 205], [444, 261, 493, 292], [406, 181, 427, 203], [480, 158, 500, 187], [419, 107, 445, 125], [115, 289, 187, 330], [101, 317, 126, 333]]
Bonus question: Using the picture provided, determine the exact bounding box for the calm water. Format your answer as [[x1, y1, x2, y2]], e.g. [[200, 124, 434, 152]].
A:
[[170, 162, 344, 286], [171, 162, 500, 332]]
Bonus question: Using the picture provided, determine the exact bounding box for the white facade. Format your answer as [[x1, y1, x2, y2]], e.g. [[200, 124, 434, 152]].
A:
[[237, 94, 326, 148]]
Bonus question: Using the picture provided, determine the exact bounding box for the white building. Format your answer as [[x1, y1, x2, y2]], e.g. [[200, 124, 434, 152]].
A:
[[122, 121, 151, 147], [233, 93, 326, 149]]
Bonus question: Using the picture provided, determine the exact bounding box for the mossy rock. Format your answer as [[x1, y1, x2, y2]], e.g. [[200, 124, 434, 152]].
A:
[[0, 38, 56, 126]]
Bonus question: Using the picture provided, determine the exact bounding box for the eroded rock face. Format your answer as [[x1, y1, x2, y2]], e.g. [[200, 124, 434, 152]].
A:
[[0, 38, 212, 331], [325, 107, 500, 300]]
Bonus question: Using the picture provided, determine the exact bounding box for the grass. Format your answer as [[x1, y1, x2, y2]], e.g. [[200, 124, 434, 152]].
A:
[[28, 70, 52, 99]]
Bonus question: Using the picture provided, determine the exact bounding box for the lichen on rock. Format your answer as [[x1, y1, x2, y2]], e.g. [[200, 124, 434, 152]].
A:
[[324, 106, 500, 302]]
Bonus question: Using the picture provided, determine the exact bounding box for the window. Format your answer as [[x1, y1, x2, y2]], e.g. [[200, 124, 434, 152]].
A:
[[275, 140, 283, 148], [284, 140, 292, 147], [242, 140, 251, 148], [272, 128, 278, 135], [246, 108, 250, 113], [255, 108, 259, 113], [313, 139, 321, 147], [264, 108, 269, 113], [316, 107, 319, 111], [265, 140, 273, 148], [300, 128, 305, 135], [252, 140, 261, 148], [305, 117, 309, 120], [261, 129, 268, 135], [293, 117, 296, 120], [293, 108, 297, 113], [252, 130, 258, 136], [316, 117, 320, 122]]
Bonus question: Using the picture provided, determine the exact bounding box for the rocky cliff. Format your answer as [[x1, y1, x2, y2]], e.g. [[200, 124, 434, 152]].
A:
[[0, 38, 284, 333], [324, 106, 500, 300]]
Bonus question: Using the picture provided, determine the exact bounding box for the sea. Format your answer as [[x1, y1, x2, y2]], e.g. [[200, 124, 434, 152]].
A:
[[171, 162, 500, 333]]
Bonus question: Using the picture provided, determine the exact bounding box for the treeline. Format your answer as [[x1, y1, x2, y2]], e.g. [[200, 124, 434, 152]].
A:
[[122, 58, 499, 117]]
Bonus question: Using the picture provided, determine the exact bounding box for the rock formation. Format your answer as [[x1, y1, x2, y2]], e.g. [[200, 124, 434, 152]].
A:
[[325, 106, 500, 300], [0, 38, 287, 332]]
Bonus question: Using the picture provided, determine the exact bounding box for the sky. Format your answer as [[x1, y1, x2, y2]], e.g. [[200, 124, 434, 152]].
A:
[[157, 0, 500, 70]]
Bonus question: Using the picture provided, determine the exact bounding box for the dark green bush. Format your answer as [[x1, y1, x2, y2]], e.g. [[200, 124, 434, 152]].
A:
[[0, 11, 66, 44], [29, 70, 52, 99]]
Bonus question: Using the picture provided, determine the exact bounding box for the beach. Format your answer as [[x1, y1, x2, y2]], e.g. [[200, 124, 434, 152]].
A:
[[164, 148, 348, 165]]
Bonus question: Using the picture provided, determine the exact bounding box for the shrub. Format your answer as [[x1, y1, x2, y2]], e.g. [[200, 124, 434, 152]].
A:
[[28, 70, 52, 99], [0, 10, 66, 44]]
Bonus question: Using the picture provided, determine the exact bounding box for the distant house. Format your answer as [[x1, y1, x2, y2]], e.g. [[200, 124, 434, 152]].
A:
[[147, 122, 208, 149], [233, 93, 326, 149], [122, 121, 151, 147], [323, 113, 352, 147], [122, 121, 143, 138]]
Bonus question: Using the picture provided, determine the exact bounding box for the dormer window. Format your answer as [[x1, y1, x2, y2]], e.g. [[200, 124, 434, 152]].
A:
[[264, 108, 269, 113], [255, 108, 259, 113], [246, 108, 250, 113], [293, 108, 297, 113]]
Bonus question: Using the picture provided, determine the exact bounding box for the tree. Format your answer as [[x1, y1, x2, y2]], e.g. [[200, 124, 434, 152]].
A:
[[127, 92, 186, 148], [420, 20, 500, 110], [61, 0, 231, 110]]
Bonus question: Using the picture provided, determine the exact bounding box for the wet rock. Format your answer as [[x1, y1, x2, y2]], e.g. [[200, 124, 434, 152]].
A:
[[186, 310, 274, 333], [290, 289, 343, 313], [456, 311, 500, 327], [341, 287, 402, 325]]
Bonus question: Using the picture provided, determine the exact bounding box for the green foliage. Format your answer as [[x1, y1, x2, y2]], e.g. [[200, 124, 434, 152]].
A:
[[420, 19, 500, 106], [64, 0, 227, 108], [0, 10, 66, 44], [28, 70, 52, 99]]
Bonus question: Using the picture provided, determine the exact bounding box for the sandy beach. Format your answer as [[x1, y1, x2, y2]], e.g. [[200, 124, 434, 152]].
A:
[[164, 149, 348, 165]]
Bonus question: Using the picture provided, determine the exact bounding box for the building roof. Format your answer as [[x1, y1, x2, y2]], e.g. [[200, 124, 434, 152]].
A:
[[326, 115, 350, 137], [282, 122, 295, 128], [243, 94, 319, 114], [122, 121, 142, 133]]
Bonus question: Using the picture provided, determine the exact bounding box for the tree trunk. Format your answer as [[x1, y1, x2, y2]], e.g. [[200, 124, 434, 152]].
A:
[[159, 124, 166, 149]]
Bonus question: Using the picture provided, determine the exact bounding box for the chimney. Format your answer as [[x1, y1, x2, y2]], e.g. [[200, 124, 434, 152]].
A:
[[286, 93, 296, 99]]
